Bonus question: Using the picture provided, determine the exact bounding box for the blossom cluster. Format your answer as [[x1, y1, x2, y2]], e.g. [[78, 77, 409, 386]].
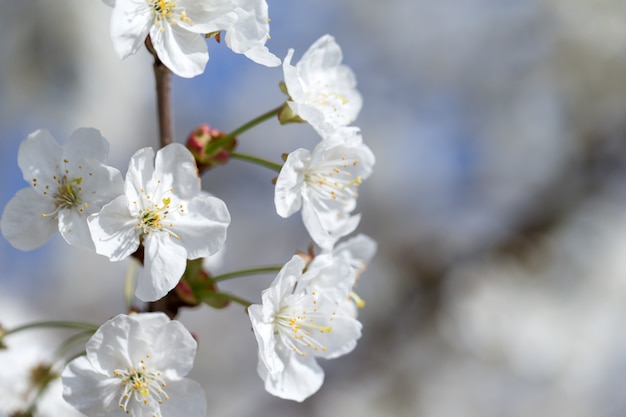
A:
[[0, 2, 376, 416]]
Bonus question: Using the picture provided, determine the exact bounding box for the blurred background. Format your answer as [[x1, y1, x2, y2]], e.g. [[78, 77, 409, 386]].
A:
[[3, 0, 626, 416]]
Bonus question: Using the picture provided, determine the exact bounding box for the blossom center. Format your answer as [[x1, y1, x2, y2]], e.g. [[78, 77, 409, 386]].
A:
[[36, 159, 90, 218], [138, 197, 174, 235], [114, 354, 169, 414], [133, 183, 184, 240], [305, 156, 362, 202], [274, 293, 333, 357], [150, 0, 192, 27]]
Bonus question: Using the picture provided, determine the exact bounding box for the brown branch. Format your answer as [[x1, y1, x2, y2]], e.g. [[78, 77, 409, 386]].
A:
[[146, 36, 174, 148]]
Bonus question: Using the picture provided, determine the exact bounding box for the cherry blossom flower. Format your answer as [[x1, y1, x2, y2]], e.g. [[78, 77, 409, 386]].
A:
[[0, 128, 123, 251], [248, 255, 362, 402], [103, 0, 278, 77], [88, 143, 230, 302], [282, 34, 362, 134], [104, 0, 237, 77], [62, 313, 206, 417], [274, 127, 375, 250]]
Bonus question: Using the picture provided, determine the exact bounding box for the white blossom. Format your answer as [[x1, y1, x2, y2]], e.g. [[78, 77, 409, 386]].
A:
[[274, 127, 375, 250], [104, 0, 237, 77], [62, 313, 206, 417], [0, 128, 123, 251], [283, 34, 362, 134], [248, 255, 362, 402], [88, 143, 230, 302]]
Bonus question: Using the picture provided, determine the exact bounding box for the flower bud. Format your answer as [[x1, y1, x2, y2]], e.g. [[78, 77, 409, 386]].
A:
[[185, 124, 237, 173]]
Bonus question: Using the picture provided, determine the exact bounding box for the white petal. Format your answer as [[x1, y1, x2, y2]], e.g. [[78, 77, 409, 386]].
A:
[[274, 148, 308, 218], [159, 378, 207, 417], [61, 357, 120, 415], [110, 0, 152, 59], [304, 253, 354, 298], [179, 0, 237, 33], [334, 233, 377, 264], [125, 147, 156, 205], [221, 0, 280, 66], [244, 45, 281, 67], [300, 34, 341, 68], [282, 49, 305, 99], [76, 158, 124, 210], [301, 198, 360, 250], [85, 314, 134, 373], [58, 208, 95, 250], [265, 255, 305, 300], [64, 128, 110, 163], [17, 129, 62, 185], [149, 320, 197, 377], [151, 23, 208, 78], [308, 305, 362, 360], [249, 305, 283, 375], [154, 143, 200, 200], [135, 233, 187, 301], [287, 101, 331, 134], [88, 195, 140, 261], [258, 345, 324, 402], [170, 194, 230, 259], [0, 188, 58, 250]]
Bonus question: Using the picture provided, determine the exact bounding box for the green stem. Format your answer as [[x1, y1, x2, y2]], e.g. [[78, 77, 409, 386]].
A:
[[208, 105, 282, 152], [209, 292, 254, 308], [230, 152, 283, 172], [225, 105, 282, 141], [52, 331, 94, 364], [2, 321, 99, 339], [210, 266, 283, 283]]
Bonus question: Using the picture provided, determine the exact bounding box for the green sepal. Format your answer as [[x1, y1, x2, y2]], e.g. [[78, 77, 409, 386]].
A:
[[277, 102, 305, 125]]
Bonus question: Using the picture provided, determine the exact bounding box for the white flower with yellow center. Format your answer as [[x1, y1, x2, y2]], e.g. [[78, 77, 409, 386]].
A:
[[248, 255, 362, 402], [0, 128, 123, 251], [274, 127, 375, 250], [88, 143, 230, 302], [103, 0, 237, 77], [283, 34, 362, 134], [62, 313, 206, 417]]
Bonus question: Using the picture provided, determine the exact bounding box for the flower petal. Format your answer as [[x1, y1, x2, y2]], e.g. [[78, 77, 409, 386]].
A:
[[258, 345, 324, 402], [61, 356, 121, 415], [159, 378, 207, 417], [136, 233, 187, 301], [110, 0, 152, 59], [125, 147, 156, 206], [170, 194, 230, 259], [301, 197, 361, 250], [150, 320, 198, 378], [274, 148, 308, 218], [17, 129, 62, 186], [58, 208, 95, 249], [64, 128, 110, 163], [153, 143, 200, 200], [88, 195, 140, 261], [150, 23, 208, 78], [0, 188, 58, 250]]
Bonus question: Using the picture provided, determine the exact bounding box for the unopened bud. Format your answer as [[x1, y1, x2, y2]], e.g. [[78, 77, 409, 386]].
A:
[[186, 124, 237, 173]]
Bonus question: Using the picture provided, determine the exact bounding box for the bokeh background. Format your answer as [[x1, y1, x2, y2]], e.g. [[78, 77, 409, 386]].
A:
[[3, 0, 626, 416]]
